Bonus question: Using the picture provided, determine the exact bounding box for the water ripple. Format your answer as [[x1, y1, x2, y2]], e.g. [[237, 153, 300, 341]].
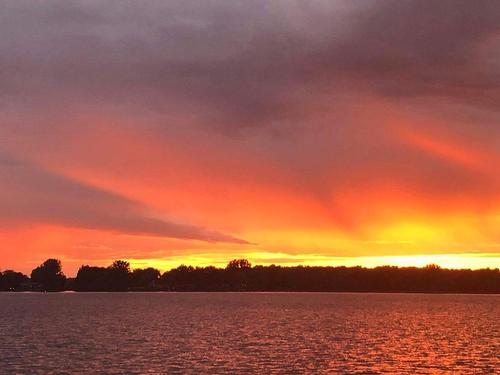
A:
[[0, 293, 498, 374]]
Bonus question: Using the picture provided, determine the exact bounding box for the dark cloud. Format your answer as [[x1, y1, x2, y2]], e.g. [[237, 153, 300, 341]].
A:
[[0, 155, 248, 244], [1, 0, 499, 129], [326, 1, 500, 105]]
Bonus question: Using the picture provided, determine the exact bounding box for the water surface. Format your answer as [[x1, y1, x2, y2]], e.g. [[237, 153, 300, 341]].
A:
[[0, 293, 498, 373]]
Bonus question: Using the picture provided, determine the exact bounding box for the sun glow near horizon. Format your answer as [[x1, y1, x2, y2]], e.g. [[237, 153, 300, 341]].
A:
[[126, 253, 500, 274], [122, 214, 500, 274]]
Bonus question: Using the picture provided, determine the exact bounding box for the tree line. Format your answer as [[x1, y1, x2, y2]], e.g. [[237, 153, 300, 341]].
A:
[[1, 258, 499, 293]]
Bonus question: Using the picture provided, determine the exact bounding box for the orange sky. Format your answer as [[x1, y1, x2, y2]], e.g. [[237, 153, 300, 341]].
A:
[[1, 1, 499, 275]]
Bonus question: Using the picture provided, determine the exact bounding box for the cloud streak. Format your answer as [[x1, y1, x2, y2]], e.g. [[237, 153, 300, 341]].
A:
[[0, 156, 248, 244]]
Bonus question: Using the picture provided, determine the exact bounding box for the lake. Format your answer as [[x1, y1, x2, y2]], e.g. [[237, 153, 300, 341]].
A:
[[0, 293, 498, 374]]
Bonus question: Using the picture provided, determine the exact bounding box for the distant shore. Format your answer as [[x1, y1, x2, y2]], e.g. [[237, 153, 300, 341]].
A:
[[2, 290, 499, 295], [2, 258, 499, 294]]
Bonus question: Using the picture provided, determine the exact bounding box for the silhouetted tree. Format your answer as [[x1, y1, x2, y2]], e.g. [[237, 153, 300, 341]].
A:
[[75, 265, 109, 291], [226, 259, 252, 270], [30, 259, 66, 291], [223, 259, 251, 290], [0, 270, 28, 290], [130, 267, 160, 289], [108, 260, 131, 291]]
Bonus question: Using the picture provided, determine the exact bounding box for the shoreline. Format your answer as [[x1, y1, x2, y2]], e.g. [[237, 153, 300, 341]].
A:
[[2, 290, 499, 295]]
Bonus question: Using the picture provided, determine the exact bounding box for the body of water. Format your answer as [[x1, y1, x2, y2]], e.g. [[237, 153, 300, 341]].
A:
[[0, 292, 498, 373]]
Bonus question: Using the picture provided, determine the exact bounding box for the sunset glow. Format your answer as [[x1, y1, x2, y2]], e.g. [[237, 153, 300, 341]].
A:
[[1, 1, 499, 275]]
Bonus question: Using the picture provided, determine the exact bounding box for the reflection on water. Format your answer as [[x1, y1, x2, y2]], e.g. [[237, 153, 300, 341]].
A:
[[0, 293, 498, 373]]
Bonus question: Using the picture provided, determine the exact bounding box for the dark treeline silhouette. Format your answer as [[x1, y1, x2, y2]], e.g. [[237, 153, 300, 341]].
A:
[[76, 260, 160, 291], [0, 270, 28, 291], [31, 259, 66, 292], [1, 258, 499, 293]]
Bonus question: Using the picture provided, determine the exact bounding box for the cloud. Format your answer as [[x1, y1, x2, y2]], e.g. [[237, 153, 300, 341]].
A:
[[2, 0, 499, 126], [0, 0, 499, 265], [0, 155, 248, 244]]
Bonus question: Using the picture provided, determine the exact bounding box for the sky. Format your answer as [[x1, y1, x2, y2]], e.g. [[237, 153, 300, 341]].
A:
[[1, 0, 499, 275]]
